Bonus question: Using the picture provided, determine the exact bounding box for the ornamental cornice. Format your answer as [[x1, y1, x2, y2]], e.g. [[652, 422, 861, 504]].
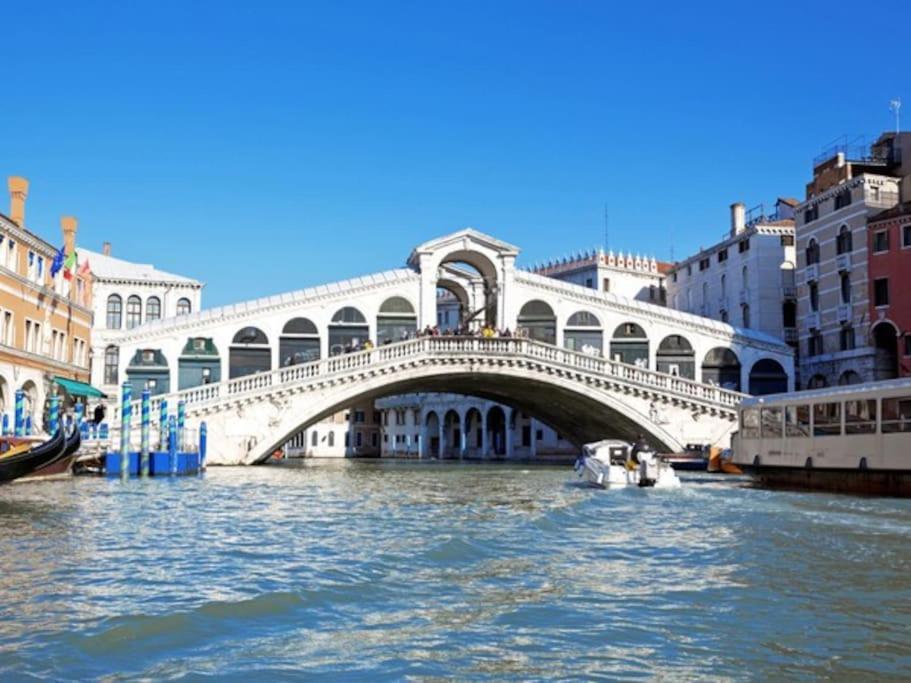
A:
[[93, 276, 203, 289], [0, 215, 58, 257], [514, 270, 791, 355], [799, 174, 898, 210]]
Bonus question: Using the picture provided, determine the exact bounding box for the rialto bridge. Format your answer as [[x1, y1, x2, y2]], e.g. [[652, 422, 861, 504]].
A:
[[104, 229, 795, 464]]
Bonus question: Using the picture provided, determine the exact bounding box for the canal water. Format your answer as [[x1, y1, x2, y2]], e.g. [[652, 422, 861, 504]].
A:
[[1, 461, 910, 681]]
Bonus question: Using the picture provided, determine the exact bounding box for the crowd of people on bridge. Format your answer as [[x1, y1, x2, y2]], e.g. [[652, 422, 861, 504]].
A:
[[417, 324, 516, 339]]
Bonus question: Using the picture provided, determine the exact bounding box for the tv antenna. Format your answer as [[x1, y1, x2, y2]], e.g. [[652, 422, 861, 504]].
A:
[[890, 98, 902, 135]]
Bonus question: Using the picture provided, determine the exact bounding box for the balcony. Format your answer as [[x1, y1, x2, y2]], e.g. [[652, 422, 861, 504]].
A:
[[836, 253, 851, 272], [837, 303, 852, 322], [804, 263, 820, 283], [807, 311, 821, 330]]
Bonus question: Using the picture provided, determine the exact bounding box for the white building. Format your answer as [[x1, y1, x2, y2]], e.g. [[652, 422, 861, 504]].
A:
[[665, 199, 798, 393], [78, 242, 204, 397]]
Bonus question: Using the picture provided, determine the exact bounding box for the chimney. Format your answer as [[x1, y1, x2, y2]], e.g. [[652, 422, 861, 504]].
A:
[[7, 176, 29, 226], [61, 216, 78, 255], [730, 202, 746, 236], [102, 241, 111, 256]]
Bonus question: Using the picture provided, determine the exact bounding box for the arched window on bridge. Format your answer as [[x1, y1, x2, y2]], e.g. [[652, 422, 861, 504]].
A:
[[178, 337, 221, 389], [610, 322, 649, 367], [329, 307, 369, 356], [376, 297, 417, 345], [701, 347, 741, 391], [563, 311, 602, 354], [486, 406, 507, 457], [517, 300, 556, 344], [424, 411, 441, 458], [229, 326, 271, 379], [280, 318, 320, 366], [126, 348, 170, 396], [656, 335, 695, 379], [748, 358, 788, 395]]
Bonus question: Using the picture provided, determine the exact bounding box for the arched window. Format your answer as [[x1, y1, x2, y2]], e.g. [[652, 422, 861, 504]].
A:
[[701, 347, 742, 391], [280, 317, 320, 366], [106, 295, 122, 329], [610, 322, 649, 367], [656, 335, 695, 379], [176, 298, 192, 316], [328, 431, 335, 448], [104, 345, 119, 385], [749, 358, 788, 395], [126, 296, 142, 329], [807, 374, 828, 390], [517, 300, 556, 344], [806, 239, 820, 266], [838, 370, 862, 386], [836, 225, 853, 255], [564, 311, 602, 353], [377, 297, 417, 344], [146, 296, 161, 322], [329, 306, 369, 355], [229, 326, 271, 378]]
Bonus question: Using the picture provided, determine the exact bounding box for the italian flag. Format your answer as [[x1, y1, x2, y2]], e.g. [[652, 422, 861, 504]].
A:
[[62, 251, 77, 280]]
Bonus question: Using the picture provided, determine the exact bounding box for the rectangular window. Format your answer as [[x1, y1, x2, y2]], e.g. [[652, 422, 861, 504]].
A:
[[761, 407, 783, 439], [718, 249, 728, 263], [906, 336, 911, 357], [882, 397, 911, 433], [738, 239, 750, 253], [585, 277, 594, 289], [834, 189, 852, 210], [840, 326, 855, 351], [603, 278, 610, 291], [699, 257, 710, 271], [741, 408, 760, 439], [804, 206, 819, 223], [813, 402, 841, 437], [903, 225, 911, 248], [873, 230, 890, 253], [874, 278, 890, 307], [780, 235, 795, 247], [354, 410, 365, 423], [785, 405, 810, 438], [845, 400, 877, 435], [3, 311, 12, 345]]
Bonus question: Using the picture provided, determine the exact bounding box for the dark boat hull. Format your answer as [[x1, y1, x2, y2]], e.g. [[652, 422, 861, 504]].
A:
[[21, 429, 81, 481], [0, 429, 67, 483], [743, 465, 911, 497]]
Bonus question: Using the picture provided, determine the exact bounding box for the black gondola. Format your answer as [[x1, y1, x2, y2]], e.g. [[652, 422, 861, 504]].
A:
[[0, 429, 67, 484]]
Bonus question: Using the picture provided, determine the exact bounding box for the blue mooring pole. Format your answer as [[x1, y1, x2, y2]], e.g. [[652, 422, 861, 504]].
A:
[[199, 421, 207, 471], [15, 390, 24, 437], [140, 389, 151, 477], [168, 415, 177, 476], [159, 398, 168, 450], [120, 382, 132, 478], [1, 413, 8, 436], [177, 401, 186, 451], [49, 393, 60, 436]]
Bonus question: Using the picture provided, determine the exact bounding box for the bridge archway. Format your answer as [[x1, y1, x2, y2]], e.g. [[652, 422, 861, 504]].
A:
[[329, 307, 368, 355], [748, 358, 788, 396], [656, 335, 694, 379], [436, 282, 469, 331], [424, 410, 441, 458], [610, 322, 649, 367], [442, 409, 461, 458], [377, 297, 417, 345], [280, 318, 320, 366], [464, 407, 483, 456], [563, 311, 602, 354], [517, 300, 556, 343], [230, 327, 270, 379], [486, 405, 507, 456], [702, 347, 741, 391]]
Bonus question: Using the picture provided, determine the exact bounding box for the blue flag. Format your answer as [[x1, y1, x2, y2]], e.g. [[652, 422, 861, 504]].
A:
[[50, 246, 65, 277]]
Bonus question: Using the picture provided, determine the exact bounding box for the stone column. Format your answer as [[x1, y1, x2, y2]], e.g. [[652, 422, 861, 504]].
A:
[[505, 410, 514, 458], [530, 417, 537, 457], [481, 408, 489, 457], [438, 419, 445, 458]]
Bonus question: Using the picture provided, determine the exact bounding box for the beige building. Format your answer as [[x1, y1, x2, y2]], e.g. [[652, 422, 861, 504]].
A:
[[0, 176, 94, 430], [796, 132, 911, 388]]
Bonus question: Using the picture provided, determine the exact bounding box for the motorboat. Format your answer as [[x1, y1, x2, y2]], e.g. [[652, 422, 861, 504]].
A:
[[0, 429, 67, 484], [575, 439, 681, 489]]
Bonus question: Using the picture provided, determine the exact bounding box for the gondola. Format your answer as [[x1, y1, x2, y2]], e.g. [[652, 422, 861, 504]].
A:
[[22, 427, 82, 481], [0, 428, 67, 484]]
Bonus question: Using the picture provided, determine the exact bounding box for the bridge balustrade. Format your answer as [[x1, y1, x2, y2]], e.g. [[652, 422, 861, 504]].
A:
[[129, 336, 745, 422]]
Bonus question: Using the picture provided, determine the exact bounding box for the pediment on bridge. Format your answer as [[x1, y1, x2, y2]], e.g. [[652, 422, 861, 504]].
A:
[[407, 228, 520, 267]]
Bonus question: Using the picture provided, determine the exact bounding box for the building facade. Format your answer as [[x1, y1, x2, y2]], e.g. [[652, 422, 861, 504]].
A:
[[796, 132, 911, 388], [665, 198, 798, 393], [78, 243, 204, 397], [867, 198, 911, 379], [0, 176, 93, 430]]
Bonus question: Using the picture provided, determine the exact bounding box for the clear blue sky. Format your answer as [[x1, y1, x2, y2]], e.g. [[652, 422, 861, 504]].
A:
[[3, 1, 908, 307]]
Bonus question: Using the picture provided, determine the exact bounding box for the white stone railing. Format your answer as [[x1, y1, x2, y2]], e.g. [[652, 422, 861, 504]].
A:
[[124, 336, 745, 423]]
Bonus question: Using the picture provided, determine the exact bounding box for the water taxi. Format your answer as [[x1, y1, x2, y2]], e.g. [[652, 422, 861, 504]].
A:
[[732, 378, 911, 496]]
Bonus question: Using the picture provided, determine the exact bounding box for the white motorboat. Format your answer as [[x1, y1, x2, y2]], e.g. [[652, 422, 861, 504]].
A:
[[575, 439, 681, 489]]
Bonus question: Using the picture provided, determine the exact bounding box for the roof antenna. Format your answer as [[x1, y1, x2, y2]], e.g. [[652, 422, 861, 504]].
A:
[[890, 98, 902, 135]]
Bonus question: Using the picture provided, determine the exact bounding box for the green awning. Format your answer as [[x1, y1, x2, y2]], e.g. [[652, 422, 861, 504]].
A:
[[53, 377, 107, 399]]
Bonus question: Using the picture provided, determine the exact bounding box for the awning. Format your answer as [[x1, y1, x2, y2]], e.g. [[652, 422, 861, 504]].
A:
[[53, 376, 107, 399]]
